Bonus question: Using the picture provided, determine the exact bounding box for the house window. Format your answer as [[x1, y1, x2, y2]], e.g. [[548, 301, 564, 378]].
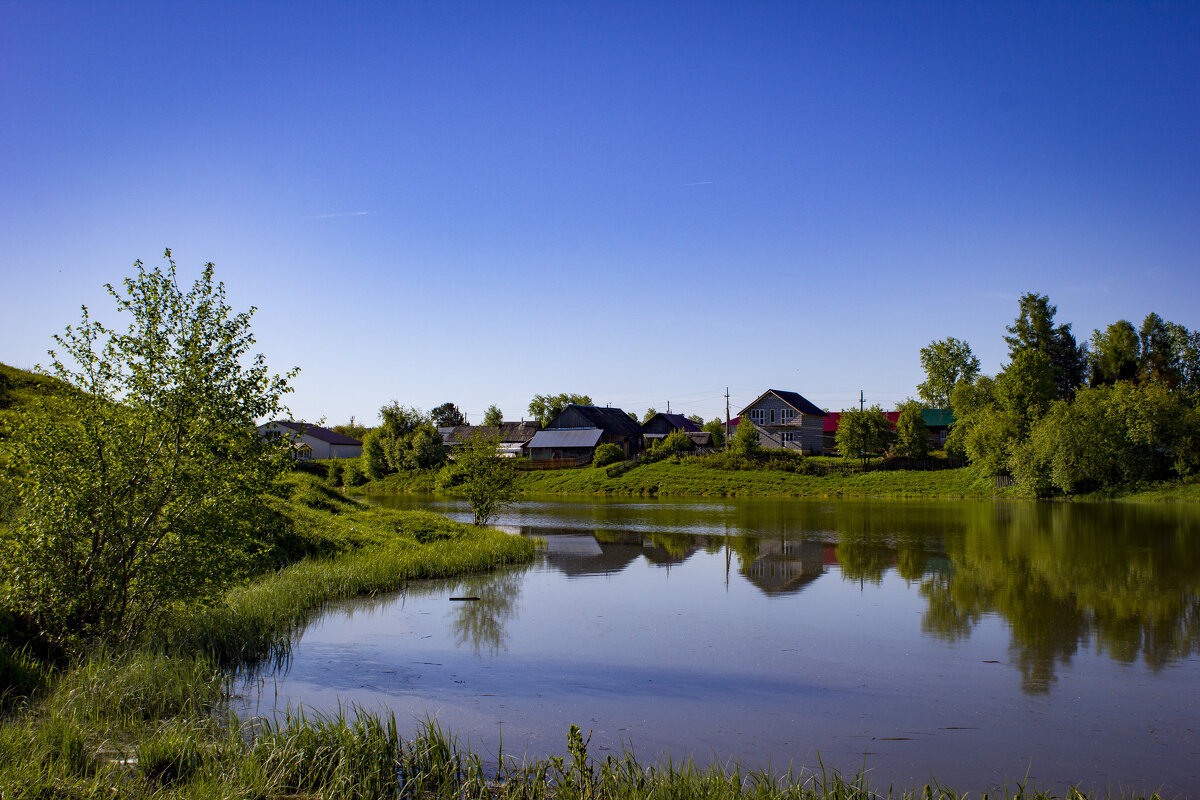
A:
[[750, 408, 765, 424], [769, 409, 776, 423], [781, 408, 795, 423]]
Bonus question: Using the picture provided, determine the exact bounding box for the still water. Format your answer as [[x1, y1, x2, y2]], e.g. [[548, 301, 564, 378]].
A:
[[241, 496, 1200, 795]]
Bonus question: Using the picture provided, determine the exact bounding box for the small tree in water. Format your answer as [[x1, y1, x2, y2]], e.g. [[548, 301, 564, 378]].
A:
[[456, 432, 518, 526], [4, 250, 296, 651]]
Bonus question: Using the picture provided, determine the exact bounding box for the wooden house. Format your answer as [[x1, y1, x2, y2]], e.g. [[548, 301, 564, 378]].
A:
[[545, 404, 645, 457], [736, 390, 827, 453], [438, 421, 541, 457]]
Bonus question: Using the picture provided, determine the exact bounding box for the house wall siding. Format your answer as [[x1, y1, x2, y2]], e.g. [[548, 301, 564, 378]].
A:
[[743, 395, 826, 453]]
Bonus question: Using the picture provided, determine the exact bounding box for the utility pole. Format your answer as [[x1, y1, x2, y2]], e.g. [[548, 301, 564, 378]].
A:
[[860, 390, 864, 412], [725, 387, 731, 446]]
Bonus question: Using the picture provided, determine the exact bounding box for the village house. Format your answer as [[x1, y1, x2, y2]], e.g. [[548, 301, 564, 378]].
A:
[[527, 404, 644, 463], [736, 390, 827, 453], [822, 409, 956, 454], [438, 420, 541, 457], [257, 420, 363, 460], [641, 412, 712, 448]]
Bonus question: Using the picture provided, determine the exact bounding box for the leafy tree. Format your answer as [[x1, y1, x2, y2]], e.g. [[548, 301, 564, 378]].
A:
[[592, 443, 625, 468], [527, 393, 593, 426], [836, 406, 894, 465], [371, 403, 446, 473], [1010, 382, 1198, 494], [687, 414, 704, 425], [2, 251, 295, 650], [0, 370, 11, 409], [1004, 293, 1086, 399], [1139, 312, 1181, 388], [627, 411, 638, 421], [728, 417, 761, 458], [455, 432, 518, 526], [483, 405, 503, 427], [331, 416, 369, 442], [994, 350, 1056, 436], [431, 402, 466, 428], [361, 428, 389, 479], [642, 408, 657, 424], [917, 338, 980, 407], [945, 375, 996, 459], [892, 400, 930, 459], [703, 417, 726, 448], [1089, 320, 1140, 386]]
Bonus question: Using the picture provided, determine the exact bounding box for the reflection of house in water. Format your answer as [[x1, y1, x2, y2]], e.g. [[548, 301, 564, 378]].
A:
[[740, 539, 829, 595], [530, 528, 701, 578]]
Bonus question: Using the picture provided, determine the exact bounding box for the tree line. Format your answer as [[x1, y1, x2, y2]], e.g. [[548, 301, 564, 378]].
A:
[[928, 293, 1200, 494]]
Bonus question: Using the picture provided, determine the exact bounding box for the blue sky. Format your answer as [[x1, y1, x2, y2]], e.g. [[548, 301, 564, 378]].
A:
[[2, 1, 1198, 425]]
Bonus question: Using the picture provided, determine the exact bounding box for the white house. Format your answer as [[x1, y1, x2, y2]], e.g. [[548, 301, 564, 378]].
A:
[[257, 420, 363, 460]]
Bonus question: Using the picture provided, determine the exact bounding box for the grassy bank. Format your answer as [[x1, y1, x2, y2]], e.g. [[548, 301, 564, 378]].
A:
[[0, 472, 537, 796]]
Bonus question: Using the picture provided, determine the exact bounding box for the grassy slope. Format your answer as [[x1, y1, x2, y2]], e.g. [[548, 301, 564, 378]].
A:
[[513, 460, 993, 499]]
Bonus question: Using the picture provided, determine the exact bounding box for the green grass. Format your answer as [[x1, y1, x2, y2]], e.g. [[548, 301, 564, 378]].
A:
[[514, 459, 994, 499]]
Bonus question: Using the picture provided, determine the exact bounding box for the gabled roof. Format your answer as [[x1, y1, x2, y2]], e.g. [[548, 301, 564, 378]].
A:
[[528, 428, 604, 449], [439, 421, 541, 444], [645, 412, 702, 432], [266, 420, 362, 446], [554, 404, 644, 436], [738, 389, 827, 418]]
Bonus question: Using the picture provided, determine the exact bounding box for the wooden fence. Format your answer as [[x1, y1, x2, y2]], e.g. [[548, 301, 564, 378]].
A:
[[516, 456, 592, 470]]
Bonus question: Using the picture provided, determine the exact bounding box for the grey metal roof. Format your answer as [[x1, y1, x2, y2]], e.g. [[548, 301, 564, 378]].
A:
[[267, 420, 363, 445], [527, 428, 604, 449]]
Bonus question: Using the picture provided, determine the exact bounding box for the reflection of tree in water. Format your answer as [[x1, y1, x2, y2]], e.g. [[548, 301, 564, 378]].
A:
[[450, 568, 525, 656], [920, 502, 1200, 694]]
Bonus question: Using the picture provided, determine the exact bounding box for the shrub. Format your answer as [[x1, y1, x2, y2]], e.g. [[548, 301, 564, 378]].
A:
[[342, 458, 367, 487], [592, 443, 625, 468], [326, 460, 345, 487]]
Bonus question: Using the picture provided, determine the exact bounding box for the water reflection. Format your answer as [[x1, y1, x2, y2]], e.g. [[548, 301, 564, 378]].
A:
[[365, 494, 1200, 695], [922, 502, 1200, 693]]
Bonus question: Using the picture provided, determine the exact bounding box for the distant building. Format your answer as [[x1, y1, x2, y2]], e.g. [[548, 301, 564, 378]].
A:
[[438, 421, 541, 457], [257, 420, 363, 460], [545, 404, 645, 457], [736, 390, 827, 453], [822, 408, 955, 454]]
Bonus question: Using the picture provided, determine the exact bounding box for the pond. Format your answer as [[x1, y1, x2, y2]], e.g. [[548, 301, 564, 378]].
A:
[[238, 496, 1200, 796]]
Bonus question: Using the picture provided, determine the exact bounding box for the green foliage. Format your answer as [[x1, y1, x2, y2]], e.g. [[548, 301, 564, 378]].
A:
[[2, 251, 295, 651], [528, 392, 593, 426], [454, 432, 519, 526], [431, 401, 465, 427], [704, 417, 726, 448], [728, 417, 761, 458], [1009, 382, 1200, 495], [341, 457, 367, 487], [835, 406, 893, 463], [592, 443, 625, 468], [483, 404, 503, 427], [362, 428, 389, 479], [642, 407, 657, 423], [368, 402, 446, 476], [1004, 292, 1087, 399], [892, 400, 930, 459], [330, 418, 369, 441], [653, 430, 696, 457], [918, 337, 980, 407], [1089, 320, 1140, 386]]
